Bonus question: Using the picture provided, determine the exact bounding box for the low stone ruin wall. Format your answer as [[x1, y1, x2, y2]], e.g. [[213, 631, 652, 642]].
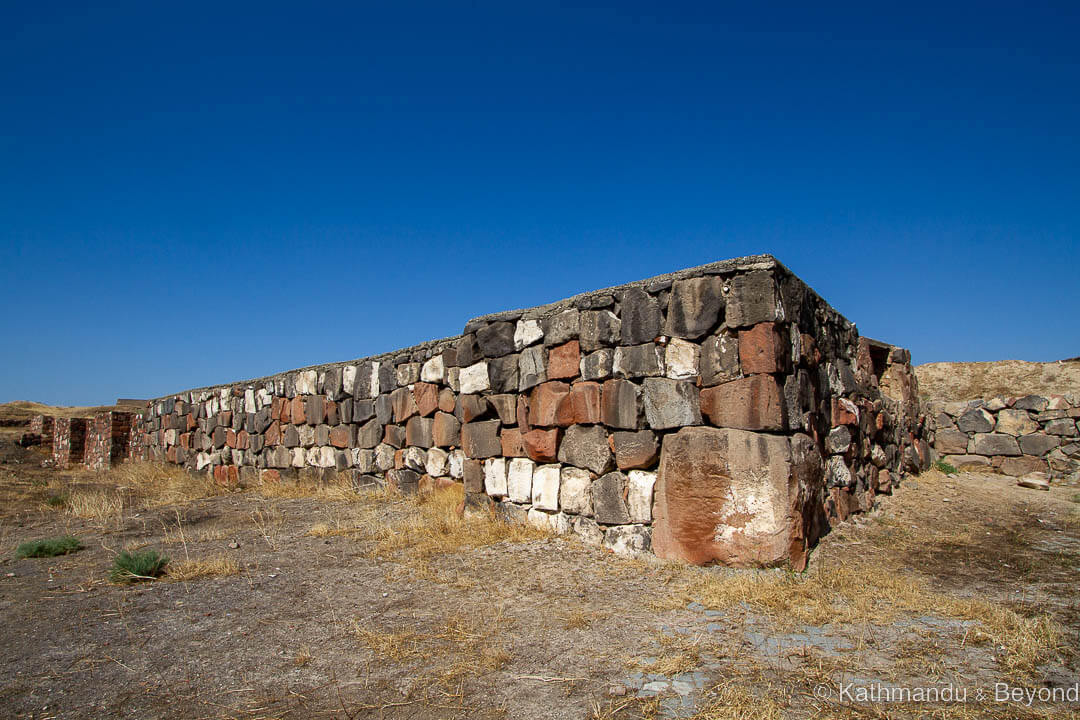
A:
[[131, 255, 927, 568], [85, 411, 135, 471], [52, 417, 89, 468], [926, 394, 1080, 484]]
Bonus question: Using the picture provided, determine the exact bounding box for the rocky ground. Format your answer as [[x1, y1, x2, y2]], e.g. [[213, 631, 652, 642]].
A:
[[1, 429, 1079, 719]]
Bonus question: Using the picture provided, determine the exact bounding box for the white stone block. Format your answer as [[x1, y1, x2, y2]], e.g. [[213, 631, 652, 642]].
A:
[[532, 464, 561, 511], [627, 470, 656, 523], [426, 447, 449, 476], [514, 319, 544, 350], [244, 388, 257, 413], [459, 362, 491, 394], [297, 370, 318, 395], [507, 457, 535, 503], [664, 338, 700, 379], [404, 446, 427, 472], [448, 449, 465, 479], [559, 466, 592, 515], [484, 457, 508, 497], [342, 365, 357, 395], [421, 355, 445, 383]]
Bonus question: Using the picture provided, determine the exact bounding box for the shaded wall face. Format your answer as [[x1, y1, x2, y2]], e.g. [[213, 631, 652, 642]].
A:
[[133, 261, 926, 566]]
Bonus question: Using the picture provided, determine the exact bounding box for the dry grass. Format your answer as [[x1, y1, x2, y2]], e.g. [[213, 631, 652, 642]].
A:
[[166, 553, 240, 581], [916, 359, 1080, 403], [65, 487, 125, 523], [255, 472, 368, 502], [353, 612, 511, 692], [363, 484, 549, 565]]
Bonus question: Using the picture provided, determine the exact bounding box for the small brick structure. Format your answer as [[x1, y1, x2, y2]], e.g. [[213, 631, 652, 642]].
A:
[[84, 411, 136, 471], [53, 417, 90, 468], [29, 415, 56, 452]]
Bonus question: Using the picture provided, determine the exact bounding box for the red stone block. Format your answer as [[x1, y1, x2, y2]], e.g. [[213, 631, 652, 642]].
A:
[[260, 469, 281, 484], [236, 430, 250, 450], [273, 397, 288, 423], [500, 427, 527, 457], [166, 446, 177, 463], [700, 375, 785, 431], [516, 395, 531, 433], [738, 322, 784, 374], [830, 397, 859, 427], [186, 414, 196, 431], [556, 381, 602, 426], [329, 425, 352, 448], [413, 382, 439, 417], [226, 429, 237, 448], [179, 432, 191, 449], [548, 340, 581, 380], [290, 397, 306, 424], [438, 388, 456, 413], [265, 422, 280, 446], [529, 381, 571, 427], [523, 428, 560, 462]]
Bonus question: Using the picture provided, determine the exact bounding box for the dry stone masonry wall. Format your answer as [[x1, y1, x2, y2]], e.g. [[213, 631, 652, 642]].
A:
[[925, 395, 1080, 484], [126, 255, 927, 567]]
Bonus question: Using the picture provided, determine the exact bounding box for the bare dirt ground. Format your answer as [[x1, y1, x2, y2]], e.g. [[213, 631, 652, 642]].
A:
[[2, 427, 1079, 719], [916, 359, 1080, 404]]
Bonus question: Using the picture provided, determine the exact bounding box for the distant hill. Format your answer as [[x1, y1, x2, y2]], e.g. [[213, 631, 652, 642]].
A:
[[0, 401, 123, 426], [915, 359, 1080, 404]]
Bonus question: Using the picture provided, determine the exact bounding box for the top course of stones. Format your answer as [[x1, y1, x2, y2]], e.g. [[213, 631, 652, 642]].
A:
[[151, 254, 846, 399]]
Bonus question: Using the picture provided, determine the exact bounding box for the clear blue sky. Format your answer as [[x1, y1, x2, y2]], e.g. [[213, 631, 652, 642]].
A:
[[2, 2, 1077, 406]]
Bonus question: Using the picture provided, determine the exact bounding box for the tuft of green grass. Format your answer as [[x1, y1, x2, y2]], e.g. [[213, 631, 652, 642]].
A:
[[16, 535, 83, 558], [933, 458, 958, 475], [110, 549, 169, 583], [1070, 493, 1080, 504], [46, 493, 68, 508]]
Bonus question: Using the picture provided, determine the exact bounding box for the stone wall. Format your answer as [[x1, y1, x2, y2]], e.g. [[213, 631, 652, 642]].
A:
[[53, 417, 89, 468], [29, 415, 55, 451], [84, 411, 135, 471], [131, 255, 927, 567], [926, 394, 1080, 484]]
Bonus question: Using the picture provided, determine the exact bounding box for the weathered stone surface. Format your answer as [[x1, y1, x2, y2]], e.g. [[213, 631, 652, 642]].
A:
[[438, 388, 456, 414], [488, 394, 517, 424], [626, 470, 656, 523], [558, 425, 613, 474], [592, 472, 630, 525], [403, 446, 426, 471], [459, 394, 490, 423], [374, 443, 396, 471], [559, 466, 592, 515], [610, 430, 659, 470], [548, 341, 580, 380], [1046, 419, 1080, 437], [972, 433, 1021, 457], [432, 411, 461, 447], [957, 408, 995, 434], [554, 381, 602, 426], [405, 416, 434, 448], [396, 363, 421, 387], [529, 381, 571, 427], [1014, 395, 1049, 412], [388, 468, 420, 494], [825, 426, 852, 455], [603, 525, 652, 557], [601, 379, 640, 430], [424, 447, 449, 476], [413, 382, 439, 417], [664, 338, 699, 380], [934, 429, 970, 456], [514, 319, 544, 350], [725, 270, 777, 328], [825, 456, 853, 487], [448, 449, 465, 478], [996, 409, 1038, 436], [518, 345, 547, 391], [499, 427, 526, 456], [613, 343, 663, 378], [487, 354, 519, 393], [329, 425, 354, 449], [531, 464, 560, 511], [1017, 472, 1051, 491], [477, 321, 516, 358], [484, 457, 508, 497], [420, 355, 445, 383], [944, 454, 991, 468], [357, 419, 382, 449], [1019, 434, 1060, 456], [620, 287, 661, 345], [462, 458, 484, 493], [461, 420, 501, 458], [459, 362, 491, 394], [579, 310, 620, 352], [542, 309, 580, 346], [643, 378, 701, 430], [738, 323, 785, 374], [375, 394, 393, 424], [391, 387, 418, 423], [700, 375, 785, 431], [507, 457, 534, 503], [664, 276, 723, 339], [455, 334, 482, 367], [699, 331, 740, 386], [522, 428, 560, 462], [653, 427, 824, 569], [580, 349, 614, 381], [571, 515, 604, 545], [999, 455, 1049, 477]]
